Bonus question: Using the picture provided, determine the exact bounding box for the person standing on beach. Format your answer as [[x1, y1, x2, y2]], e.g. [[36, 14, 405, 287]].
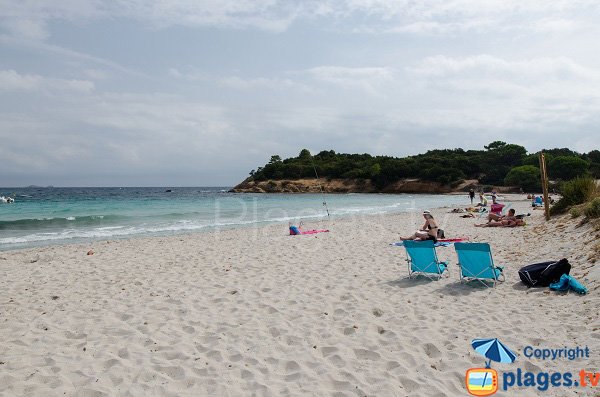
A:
[[469, 189, 475, 204]]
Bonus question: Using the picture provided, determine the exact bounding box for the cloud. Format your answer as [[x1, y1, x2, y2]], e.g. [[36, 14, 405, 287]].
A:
[[0, 69, 41, 90], [400, 54, 600, 134], [0, 69, 94, 93], [218, 76, 307, 91], [2, 18, 49, 40], [0, 1, 101, 39], [406, 55, 600, 105], [303, 66, 395, 94], [2, 0, 598, 37], [2, 1, 600, 186], [410, 55, 600, 80]]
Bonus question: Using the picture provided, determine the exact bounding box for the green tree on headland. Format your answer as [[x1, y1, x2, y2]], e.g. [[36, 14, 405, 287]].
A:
[[248, 142, 597, 191], [548, 156, 590, 180], [504, 165, 541, 191]]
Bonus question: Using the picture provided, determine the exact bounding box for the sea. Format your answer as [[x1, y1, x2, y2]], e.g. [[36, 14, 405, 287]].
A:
[[0, 187, 468, 251]]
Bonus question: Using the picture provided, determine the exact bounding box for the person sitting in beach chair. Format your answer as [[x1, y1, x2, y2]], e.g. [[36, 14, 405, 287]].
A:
[[489, 196, 505, 216], [401, 210, 439, 242]]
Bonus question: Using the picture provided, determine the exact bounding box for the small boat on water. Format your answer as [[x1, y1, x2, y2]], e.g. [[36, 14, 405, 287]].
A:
[[0, 196, 15, 203]]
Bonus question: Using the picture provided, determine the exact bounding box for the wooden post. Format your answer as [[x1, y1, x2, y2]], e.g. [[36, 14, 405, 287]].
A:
[[539, 152, 550, 221]]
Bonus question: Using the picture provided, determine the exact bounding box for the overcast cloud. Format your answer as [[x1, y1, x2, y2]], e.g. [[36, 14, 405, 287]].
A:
[[1, 0, 599, 186]]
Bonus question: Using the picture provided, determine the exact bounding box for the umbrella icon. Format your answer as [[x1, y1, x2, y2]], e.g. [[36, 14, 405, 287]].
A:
[[470, 338, 516, 393], [472, 338, 517, 368]]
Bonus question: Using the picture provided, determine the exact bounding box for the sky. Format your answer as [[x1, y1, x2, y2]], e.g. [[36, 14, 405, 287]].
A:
[[1, 1, 600, 187]]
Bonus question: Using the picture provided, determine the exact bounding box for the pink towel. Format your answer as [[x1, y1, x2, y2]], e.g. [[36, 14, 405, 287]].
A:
[[300, 229, 329, 235]]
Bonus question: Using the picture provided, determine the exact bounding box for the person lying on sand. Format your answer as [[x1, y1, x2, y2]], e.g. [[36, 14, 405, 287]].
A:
[[485, 207, 513, 223], [475, 209, 525, 227], [401, 210, 439, 242], [465, 206, 486, 213]]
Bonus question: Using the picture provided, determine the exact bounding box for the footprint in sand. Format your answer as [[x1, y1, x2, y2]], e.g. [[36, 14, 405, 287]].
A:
[[241, 369, 254, 380], [334, 308, 348, 317], [269, 327, 281, 337], [523, 361, 543, 372], [117, 348, 129, 359], [328, 354, 346, 368], [354, 348, 380, 361], [321, 346, 338, 357], [343, 327, 356, 336], [330, 379, 353, 391], [244, 357, 259, 366], [207, 350, 223, 362], [74, 388, 108, 397], [154, 365, 185, 380], [284, 360, 301, 373], [398, 375, 421, 393], [229, 353, 243, 362], [386, 361, 401, 371], [285, 372, 301, 382], [109, 374, 123, 386], [119, 313, 133, 321], [423, 343, 442, 359]]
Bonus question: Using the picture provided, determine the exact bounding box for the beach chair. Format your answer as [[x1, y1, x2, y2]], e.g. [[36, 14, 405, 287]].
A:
[[454, 242, 505, 288], [403, 240, 448, 280]]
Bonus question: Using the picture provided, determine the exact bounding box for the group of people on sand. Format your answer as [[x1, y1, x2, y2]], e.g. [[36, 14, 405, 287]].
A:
[[527, 193, 555, 208], [400, 191, 526, 242], [475, 208, 525, 227], [459, 190, 504, 215], [469, 188, 496, 206]]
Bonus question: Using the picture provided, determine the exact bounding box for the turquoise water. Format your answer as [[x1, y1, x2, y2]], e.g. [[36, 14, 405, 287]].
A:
[[0, 187, 467, 250]]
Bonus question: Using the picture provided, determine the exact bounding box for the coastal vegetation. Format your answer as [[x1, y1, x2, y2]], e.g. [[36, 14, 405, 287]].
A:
[[550, 176, 598, 215], [585, 197, 600, 219], [246, 142, 599, 192]]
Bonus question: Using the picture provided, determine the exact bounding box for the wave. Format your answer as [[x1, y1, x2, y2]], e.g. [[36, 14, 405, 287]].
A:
[[0, 214, 122, 230]]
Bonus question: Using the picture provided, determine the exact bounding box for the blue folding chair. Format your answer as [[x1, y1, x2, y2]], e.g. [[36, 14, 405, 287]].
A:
[[403, 240, 448, 280], [454, 242, 505, 287]]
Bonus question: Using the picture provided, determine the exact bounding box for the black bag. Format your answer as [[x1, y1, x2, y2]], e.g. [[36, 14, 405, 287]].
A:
[[518, 259, 571, 287]]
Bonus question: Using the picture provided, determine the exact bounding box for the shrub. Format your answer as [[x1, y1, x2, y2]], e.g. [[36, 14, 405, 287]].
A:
[[550, 177, 597, 214], [584, 197, 600, 218], [569, 207, 581, 218]]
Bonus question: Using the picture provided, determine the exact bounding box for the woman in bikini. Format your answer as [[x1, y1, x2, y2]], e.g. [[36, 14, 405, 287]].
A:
[[401, 210, 439, 241]]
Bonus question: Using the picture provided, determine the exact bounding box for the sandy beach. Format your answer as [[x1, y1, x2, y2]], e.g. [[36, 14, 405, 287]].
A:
[[1, 194, 599, 396]]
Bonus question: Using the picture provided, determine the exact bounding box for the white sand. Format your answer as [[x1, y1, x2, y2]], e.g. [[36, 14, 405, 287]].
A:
[[1, 194, 599, 396]]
